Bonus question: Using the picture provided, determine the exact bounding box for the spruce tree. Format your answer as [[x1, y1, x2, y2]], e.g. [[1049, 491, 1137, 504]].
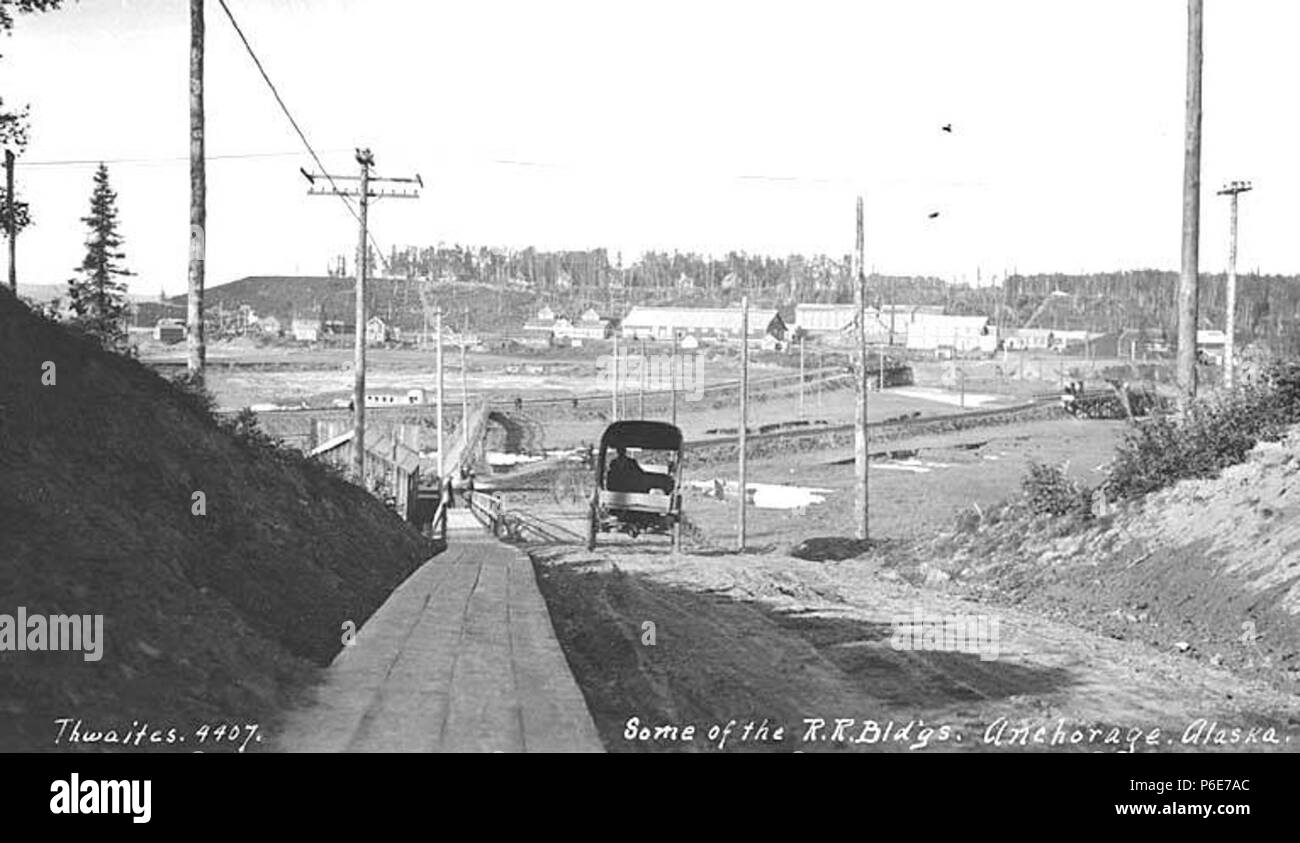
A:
[[68, 163, 132, 350]]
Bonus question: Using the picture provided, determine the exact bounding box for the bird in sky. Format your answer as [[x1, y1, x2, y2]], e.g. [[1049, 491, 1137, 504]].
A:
[[927, 211, 941, 219], [941, 123, 953, 133]]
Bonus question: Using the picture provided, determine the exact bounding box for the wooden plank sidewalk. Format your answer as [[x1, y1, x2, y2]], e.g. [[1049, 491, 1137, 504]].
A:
[[273, 514, 603, 752]]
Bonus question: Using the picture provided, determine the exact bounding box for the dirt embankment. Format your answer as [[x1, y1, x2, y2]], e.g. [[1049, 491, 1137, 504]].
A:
[[532, 542, 1299, 753], [0, 289, 434, 751], [916, 428, 1300, 694]]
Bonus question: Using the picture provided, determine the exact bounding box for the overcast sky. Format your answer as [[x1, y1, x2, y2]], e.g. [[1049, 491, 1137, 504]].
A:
[[1, 0, 1296, 296]]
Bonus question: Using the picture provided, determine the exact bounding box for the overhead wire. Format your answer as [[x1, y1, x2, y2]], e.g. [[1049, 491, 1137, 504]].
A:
[[214, 0, 392, 271]]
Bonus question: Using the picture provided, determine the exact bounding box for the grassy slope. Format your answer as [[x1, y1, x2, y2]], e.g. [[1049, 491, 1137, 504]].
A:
[[0, 289, 434, 750], [914, 428, 1300, 695]]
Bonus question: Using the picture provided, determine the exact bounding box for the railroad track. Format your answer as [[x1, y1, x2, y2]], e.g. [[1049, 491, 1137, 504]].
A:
[[682, 396, 1067, 453]]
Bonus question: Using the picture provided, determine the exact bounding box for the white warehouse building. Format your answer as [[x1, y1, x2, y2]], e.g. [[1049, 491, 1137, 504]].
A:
[[621, 306, 787, 344], [904, 313, 997, 353]]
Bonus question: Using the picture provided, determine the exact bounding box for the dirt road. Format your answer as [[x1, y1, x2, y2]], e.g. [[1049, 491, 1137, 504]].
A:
[[530, 537, 1300, 753]]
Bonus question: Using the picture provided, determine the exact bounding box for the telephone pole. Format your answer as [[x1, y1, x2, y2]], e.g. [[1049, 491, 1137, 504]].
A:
[[461, 309, 470, 451], [790, 333, 800, 418], [669, 330, 678, 426], [1176, 0, 1205, 406], [303, 150, 420, 483], [611, 333, 620, 422], [738, 295, 749, 552], [853, 196, 869, 541], [639, 339, 647, 418], [4, 149, 15, 292], [436, 307, 445, 479], [352, 152, 372, 483], [1217, 180, 1252, 389], [188, 0, 206, 382]]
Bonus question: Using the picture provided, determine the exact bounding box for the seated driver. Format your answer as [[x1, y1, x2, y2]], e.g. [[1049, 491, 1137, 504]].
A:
[[607, 447, 644, 492]]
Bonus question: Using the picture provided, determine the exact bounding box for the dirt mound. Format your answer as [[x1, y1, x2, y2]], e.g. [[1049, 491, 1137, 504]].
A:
[[921, 427, 1300, 692], [0, 290, 434, 751]]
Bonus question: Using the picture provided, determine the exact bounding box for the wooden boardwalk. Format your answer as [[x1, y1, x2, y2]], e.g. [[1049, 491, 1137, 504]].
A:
[[274, 511, 602, 752]]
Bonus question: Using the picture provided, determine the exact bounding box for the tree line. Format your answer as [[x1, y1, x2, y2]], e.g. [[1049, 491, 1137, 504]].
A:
[[376, 243, 952, 309], [369, 244, 1300, 353]]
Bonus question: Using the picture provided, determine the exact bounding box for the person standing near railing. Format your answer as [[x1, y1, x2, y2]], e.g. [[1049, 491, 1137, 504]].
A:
[[443, 473, 455, 510]]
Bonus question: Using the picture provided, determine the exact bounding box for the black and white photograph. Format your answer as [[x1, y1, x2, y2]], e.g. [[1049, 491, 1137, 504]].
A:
[[0, 0, 1295, 825]]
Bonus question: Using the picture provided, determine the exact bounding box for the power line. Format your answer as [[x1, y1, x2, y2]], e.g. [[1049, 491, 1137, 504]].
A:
[[214, 0, 396, 273], [21, 148, 353, 168], [22, 148, 984, 196]]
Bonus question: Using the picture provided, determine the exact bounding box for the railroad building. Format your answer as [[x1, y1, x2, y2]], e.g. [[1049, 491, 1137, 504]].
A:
[[620, 305, 787, 346]]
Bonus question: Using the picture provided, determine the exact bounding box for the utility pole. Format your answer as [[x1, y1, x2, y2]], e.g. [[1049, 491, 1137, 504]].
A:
[[461, 309, 469, 451], [639, 339, 647, 418], [669, 330, 677, 427], [611, 333, 619, 422], [816, 349, 823, 408], [1217, 179, 1252, 389], [853, 196, 869, 541], [303, 150, 420, 484], [352, 152, 371, 483], [738, 295, 749, 551], [1176, 0, 1205, 407], [3, 149, 14, 292], [436, 307, 444, 479], [799, 333, 805, 418], [188, 0, 206, 382], [887, 278, 896, 351]]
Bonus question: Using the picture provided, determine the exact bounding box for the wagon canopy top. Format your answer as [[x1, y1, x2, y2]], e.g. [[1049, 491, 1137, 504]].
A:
[[599, 420, 684, 452]]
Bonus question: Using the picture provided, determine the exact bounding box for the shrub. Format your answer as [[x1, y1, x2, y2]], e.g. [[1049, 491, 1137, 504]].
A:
[[1022, 461, 1092, 518], [1104, 357, 1300, 500], [1126, 385, 1169, 417], [167, 370, 218, 423], [218, 406, 278, 452]]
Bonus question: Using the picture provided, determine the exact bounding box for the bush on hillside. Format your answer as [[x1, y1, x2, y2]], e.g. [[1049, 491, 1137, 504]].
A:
[[1022, 461, 1093, 518], [167, 369, 218, 422], [1104, 358, 1300, 500], [219, 406, 278, 451]]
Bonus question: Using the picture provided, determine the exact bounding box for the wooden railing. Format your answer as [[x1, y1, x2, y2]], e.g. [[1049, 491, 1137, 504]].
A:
[[426, 476, 455, 542], [442, 396, 490, 478], [465, 488, 506, 538], [431, 499, 448, 542], [463, 489, 587, 545]]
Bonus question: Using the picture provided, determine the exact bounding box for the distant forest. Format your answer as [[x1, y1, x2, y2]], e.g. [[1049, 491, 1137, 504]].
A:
[[147, 243, 1296, 353], [333, 244, 1300, 352]]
